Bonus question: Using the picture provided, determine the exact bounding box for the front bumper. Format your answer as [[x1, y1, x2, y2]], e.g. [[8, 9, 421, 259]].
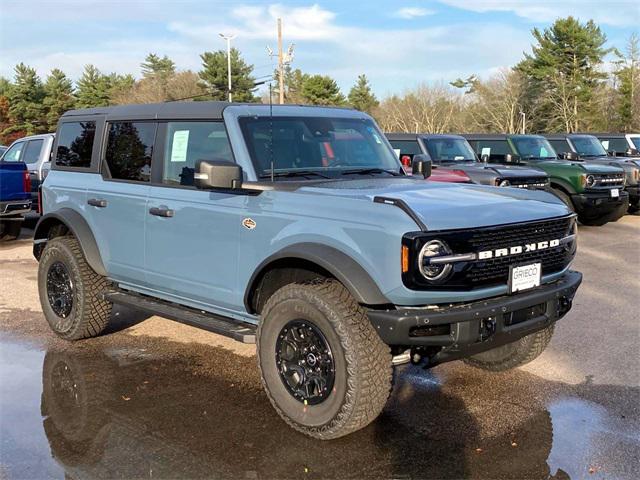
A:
[[571, 191, 629, 219], [368, 270, 582, 365], [0, 199, 32, 217]]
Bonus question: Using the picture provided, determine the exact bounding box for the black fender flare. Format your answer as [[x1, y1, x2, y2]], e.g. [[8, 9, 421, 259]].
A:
[[549, 178, 577, 195], [244, 243, 390, 311], [33, 209, 107, 276]]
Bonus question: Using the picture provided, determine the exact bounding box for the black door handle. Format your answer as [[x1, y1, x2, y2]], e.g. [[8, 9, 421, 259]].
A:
[[149, 207, 174, 218], [87, 198, 107, 208]]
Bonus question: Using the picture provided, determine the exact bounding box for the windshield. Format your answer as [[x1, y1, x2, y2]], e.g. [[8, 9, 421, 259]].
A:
[[423, 138, 477, 162], [571, 136, 608, 157], [629, 136, 640, 150], [511, 137, 558, 160], [239, 116, 402, 178]]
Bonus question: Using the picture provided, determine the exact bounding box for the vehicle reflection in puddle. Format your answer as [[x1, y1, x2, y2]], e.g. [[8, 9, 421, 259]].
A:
[[1, 336, 638, 479]]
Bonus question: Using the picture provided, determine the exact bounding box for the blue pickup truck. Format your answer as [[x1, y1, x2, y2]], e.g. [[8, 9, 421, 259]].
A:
[[0, 146, 32, 241]]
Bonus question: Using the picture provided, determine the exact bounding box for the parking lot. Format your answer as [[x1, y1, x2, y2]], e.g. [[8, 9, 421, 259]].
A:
[[0, 215, 638, 479]]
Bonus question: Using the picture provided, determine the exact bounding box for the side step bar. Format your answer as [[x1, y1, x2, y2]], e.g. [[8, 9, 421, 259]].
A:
[[104, 291, 257, 344]]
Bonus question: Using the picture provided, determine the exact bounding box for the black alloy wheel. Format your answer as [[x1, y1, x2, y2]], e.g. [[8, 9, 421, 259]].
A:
[[275, 320, 335, 405]]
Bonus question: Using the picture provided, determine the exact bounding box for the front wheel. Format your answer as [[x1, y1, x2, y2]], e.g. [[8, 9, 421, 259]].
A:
[[463, 325, 554, 372], [257, 280, 392, 439]]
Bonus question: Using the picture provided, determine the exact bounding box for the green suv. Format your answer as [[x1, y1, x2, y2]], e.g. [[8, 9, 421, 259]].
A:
[[465, 134, 628, 226]]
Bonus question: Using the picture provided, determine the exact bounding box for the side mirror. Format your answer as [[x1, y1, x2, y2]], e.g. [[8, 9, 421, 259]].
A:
[[412, 154, 432, 178], [626, 148, 639, 156], [195, 160, 243, 190], [504, 153, 521, 164], [563, 151, 580, 161]]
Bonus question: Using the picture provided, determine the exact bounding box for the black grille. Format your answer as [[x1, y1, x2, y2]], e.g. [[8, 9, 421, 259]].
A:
[[510, 177, 549, 189], [594, 173, 625, 188], [465, 217, 574, 286]]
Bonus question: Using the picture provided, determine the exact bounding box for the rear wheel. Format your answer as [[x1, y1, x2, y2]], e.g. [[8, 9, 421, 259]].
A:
[[463, 325, 554, 372], [0, 216, 23, 241], [257, 280, 392, 439], [38, 236, 113, 340]]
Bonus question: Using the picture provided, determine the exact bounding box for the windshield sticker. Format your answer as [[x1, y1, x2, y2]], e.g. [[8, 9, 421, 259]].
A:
[[540, 147, 549, 157], [455, 156, 464, 160], [170, 130, 190, 162], [601, 140, 609, 149], [393, 148, 401, 158], [481, 147, 491, 157]]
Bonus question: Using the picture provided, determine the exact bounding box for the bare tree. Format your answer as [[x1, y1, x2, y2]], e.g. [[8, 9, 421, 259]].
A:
[[112, 71, 206, 104]]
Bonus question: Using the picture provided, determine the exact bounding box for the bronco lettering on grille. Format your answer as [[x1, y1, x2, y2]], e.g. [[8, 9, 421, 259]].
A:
[[478, 239, 560, 260]]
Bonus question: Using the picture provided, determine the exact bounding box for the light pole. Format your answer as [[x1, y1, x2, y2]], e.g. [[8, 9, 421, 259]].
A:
[[219, 33, 236, 102], [519, 111, 526, 134]]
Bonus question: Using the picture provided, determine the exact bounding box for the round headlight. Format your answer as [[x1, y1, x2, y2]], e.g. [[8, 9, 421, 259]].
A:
[[418, 240, 453, 281], [498, 179, 511, 187], [585, 175, 596, 188]]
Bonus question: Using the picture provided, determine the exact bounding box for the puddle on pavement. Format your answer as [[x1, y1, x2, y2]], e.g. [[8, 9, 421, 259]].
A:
[[1, 334, 638, 480]]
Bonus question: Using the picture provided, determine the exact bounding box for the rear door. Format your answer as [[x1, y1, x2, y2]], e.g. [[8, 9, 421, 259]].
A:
[[144, 120, 243, 312], [83, 120, 155, 287]]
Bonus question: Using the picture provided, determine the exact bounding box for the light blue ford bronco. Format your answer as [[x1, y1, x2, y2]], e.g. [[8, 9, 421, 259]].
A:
[[34, 102, 582, 439]]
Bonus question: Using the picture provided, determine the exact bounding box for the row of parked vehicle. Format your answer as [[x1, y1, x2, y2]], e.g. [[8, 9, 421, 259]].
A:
[[0, 100, 635, 440], [387, 132, 639, 226]]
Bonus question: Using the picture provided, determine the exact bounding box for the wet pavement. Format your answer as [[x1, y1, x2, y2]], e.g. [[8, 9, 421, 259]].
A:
[[1, 215, 639, 479]]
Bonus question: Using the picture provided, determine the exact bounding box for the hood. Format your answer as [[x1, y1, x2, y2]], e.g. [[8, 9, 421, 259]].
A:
[[534, 159, 624, 174], [481, 163, 548, 178], [301, 178, 570, 231]]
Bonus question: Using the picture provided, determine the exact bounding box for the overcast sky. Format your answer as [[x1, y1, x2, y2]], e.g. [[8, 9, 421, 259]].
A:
[[1, 0, 638, 97]]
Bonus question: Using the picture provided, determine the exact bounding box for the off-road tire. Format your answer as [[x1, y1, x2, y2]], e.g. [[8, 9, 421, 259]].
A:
[[38, 236, 112, 340], [552, 189, 575, 212], [0, 217, 22, 241], [463, 325, 555, 372], [257, 279, 392, 439]]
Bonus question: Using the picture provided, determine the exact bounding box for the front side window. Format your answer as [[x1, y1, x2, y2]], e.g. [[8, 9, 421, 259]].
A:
[[162, 122, 234, 186], [55, 122, 96, 168], [548, 139, 570, 154], [510, 137, 557, 160], [388, 140, 422, 156], [629, 136, 640, 150], [473, 140, 511, 157], [239, 116, 401, 179], [23, 139, 44, 164], [105, 122, 156, 182], [570, 136, 608, 157], [424, 138, 476, 162], [1, 142, 24, 162], [599, 137, 628, 153]]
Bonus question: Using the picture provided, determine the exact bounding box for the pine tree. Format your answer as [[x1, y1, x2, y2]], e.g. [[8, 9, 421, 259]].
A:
[[348, 74, 378, 113], [5, 63, 45, 136], [141, 53, 176, 79], [43, 69, 75, 131], [301, 75, 345, 106], [516, 17, 612, 132], [614, 33, 640, 132], [272, 66, 309, 103], [76, 65, 112, 108], [199, 48, 257, 102]]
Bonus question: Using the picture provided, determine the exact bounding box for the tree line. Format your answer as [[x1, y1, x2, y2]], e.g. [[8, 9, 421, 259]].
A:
[[0, 17, 637, 145]]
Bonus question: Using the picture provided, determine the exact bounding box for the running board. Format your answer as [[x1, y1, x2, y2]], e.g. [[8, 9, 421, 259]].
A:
[[103, 291, 256, 344]]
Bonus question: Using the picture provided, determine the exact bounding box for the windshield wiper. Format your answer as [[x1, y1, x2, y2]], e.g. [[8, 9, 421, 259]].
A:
[[340, 168, 401, 176], [259, 170, 330, 180]]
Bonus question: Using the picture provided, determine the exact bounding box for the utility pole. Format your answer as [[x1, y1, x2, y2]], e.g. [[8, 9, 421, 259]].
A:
[[277, 19, 284, 104], [268, 19, 294, 104], [219, 33, 236, 102]]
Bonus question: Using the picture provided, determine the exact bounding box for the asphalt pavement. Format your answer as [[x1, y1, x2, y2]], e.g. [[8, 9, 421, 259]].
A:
[[0, 215, 638, 479]]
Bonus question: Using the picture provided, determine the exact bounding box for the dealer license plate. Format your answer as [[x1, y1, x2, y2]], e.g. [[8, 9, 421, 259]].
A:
[[509, 263, 541, 293], [611, 188, 619, 198]]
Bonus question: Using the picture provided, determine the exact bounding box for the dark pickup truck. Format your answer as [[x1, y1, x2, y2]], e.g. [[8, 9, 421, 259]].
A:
[[0, 149, 31, 241]]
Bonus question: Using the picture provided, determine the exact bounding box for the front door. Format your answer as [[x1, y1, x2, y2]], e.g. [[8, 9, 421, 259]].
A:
[[144, 121, 243, 313]]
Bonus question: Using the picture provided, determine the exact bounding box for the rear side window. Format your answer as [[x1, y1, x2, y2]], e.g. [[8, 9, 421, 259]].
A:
[[23, 139, 44, 164], [162, 122, 234, 186], [55, 122, 96, 168], [1, 142, 24, 162], [104, 122, 156, 182]]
